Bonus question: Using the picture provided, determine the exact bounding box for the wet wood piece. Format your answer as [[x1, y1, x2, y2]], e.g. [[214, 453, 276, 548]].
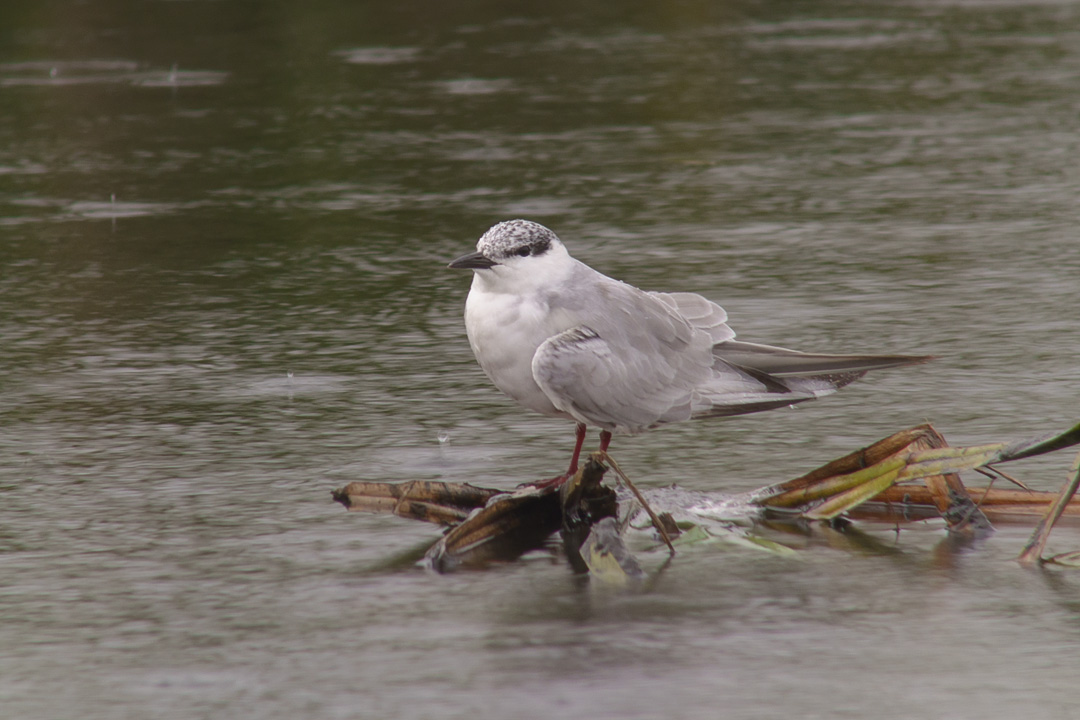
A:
[[867, 485, 1080, 518], [426, 485, 564, 572], [334, 421, 1080, 571], [424, 458, 621, 572], [560, 456, 619, 574], [772, 425, 937, 494], [906, 426, 992, 535], [759, 425, 969, 513], [331, 480, 500, 525], [1018, 450, 1080, 566], [757, 422, 1080, 524]]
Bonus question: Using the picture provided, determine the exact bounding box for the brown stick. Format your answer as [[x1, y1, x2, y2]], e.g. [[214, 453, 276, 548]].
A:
[[771, 425, 936, 492], [597, 451, 676, 555], [869, 484, 1080, 513], [1018, 451, 1080, 566]]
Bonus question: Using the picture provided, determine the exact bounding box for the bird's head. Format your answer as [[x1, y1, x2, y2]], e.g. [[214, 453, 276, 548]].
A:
[[448, 219, 573, 290]]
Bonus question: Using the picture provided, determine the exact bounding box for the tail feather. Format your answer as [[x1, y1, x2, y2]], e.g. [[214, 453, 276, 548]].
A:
[[714, 340, 934, 378]]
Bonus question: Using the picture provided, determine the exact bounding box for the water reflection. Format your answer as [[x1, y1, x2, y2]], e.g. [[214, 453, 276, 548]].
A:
[[334, 47, 421, 65], [0, 60, 227, 87]]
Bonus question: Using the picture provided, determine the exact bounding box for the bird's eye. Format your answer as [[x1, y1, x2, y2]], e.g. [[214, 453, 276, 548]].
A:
[[514, 247, 532, 257]]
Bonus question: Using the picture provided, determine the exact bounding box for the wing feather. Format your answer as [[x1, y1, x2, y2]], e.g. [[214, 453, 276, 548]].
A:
[[529, 272, 926, 434], [531, 284, 811, 433], [650, 291, 736, 344], [532, 327, 694, 431]]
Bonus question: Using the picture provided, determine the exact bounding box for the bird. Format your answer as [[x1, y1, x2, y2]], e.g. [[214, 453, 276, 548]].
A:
[[448, 219, 931, 485]]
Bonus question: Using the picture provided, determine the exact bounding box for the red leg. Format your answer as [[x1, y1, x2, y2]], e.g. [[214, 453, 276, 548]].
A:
[[525, 422, 588, 489], [566, 422, 588, 476], [599, 430, 612, 453]]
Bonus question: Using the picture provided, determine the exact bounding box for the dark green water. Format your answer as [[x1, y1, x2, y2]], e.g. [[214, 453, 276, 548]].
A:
[[2, 1, 1079, 718]]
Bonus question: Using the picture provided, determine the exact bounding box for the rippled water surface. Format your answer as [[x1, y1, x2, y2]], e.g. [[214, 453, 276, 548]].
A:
[[2, 1, 1080, 718]]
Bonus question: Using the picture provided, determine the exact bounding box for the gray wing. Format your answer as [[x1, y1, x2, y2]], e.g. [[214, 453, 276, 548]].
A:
[[649, 291, 736, 344], [530, 284, 817, 433], [531, 326, 698, 432]]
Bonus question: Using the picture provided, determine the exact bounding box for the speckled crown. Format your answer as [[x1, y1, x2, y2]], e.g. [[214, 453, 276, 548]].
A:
[[477, 219, 559, 258]]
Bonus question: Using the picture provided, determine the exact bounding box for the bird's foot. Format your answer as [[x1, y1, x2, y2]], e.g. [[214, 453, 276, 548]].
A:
[[520, 472, 573, 490]]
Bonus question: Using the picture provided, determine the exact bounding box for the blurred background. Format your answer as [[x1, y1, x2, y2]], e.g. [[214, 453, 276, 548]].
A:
[[2, 1, 1079, 718]]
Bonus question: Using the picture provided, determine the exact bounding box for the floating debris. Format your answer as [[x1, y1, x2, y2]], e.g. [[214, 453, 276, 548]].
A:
[[1018, 450, 1080, 567], [334, 422, 1080, 576]]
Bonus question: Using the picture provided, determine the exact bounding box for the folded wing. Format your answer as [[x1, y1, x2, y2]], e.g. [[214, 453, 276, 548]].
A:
[[531, 283, 930, 434]]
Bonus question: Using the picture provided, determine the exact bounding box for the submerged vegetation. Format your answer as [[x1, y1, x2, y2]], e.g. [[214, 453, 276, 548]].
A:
[[334, 423, 1080, 577]]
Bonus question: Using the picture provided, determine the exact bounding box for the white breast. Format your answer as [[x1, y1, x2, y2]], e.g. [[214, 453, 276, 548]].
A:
[[463, 278, 574, 420]]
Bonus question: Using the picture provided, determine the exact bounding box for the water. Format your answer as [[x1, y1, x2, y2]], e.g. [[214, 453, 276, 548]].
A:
[[2, 1, 1079, 717]]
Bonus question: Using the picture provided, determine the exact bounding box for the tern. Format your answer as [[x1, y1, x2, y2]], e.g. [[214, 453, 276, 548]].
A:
[[449, 219, 931, 484]]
